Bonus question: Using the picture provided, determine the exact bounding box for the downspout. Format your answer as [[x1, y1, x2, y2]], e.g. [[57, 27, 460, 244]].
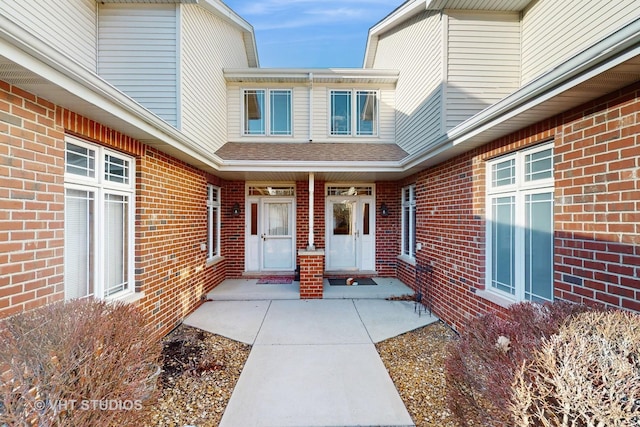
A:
[[308, 172, 315, 250], [308, 72, 313, 142]]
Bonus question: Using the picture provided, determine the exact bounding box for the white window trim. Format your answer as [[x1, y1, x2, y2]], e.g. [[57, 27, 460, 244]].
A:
[[64, 136, 135, 301], [485, 142, 554, 303], [241, 88, 293, 137], [328, 89, 379, 137], [401, 184, 416, 260], [207, 184, 221, 261]]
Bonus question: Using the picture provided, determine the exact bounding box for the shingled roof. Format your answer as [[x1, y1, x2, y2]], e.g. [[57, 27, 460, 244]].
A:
[[215, 142, 409, 162]]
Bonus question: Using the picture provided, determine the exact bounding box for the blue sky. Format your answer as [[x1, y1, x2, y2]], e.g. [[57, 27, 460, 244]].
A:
[[223, 0, 401, 68]]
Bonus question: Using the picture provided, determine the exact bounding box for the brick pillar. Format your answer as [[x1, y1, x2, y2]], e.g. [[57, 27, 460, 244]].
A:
[[298, 249, 324, 299]]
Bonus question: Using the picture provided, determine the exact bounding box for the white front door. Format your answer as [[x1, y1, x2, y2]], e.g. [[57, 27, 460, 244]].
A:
[[261, 199, 294, 270], [246, 197, 295, 272], [326, 197, 375, 271]]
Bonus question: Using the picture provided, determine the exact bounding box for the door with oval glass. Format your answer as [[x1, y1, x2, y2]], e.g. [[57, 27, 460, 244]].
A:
[[326, 197, 374, 271]]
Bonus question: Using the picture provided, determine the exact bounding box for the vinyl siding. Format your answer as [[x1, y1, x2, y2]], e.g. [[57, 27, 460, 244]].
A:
[[371, 11, 443, 155], [0, 0, 96, 71], [98, 4, 178, 126], [521, 0, 640, 85], [446, 11, 520, 130], [181, 4, 249, 152]]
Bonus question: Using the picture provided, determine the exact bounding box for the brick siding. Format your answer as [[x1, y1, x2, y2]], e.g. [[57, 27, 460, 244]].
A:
[[398, 82, 640, 331], [0, 81, 231, 337]]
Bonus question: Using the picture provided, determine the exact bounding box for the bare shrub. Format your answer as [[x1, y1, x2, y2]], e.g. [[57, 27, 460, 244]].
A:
[[511, 310, 640, 427], [445, 301, 595, 426], [0, 299, 162, 426]]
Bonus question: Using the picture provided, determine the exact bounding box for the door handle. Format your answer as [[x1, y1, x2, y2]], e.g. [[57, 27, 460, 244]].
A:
[[261, 233, 266, 240]]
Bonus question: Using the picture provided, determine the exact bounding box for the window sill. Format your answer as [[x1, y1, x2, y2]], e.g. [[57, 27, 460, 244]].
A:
[[206, 255, 225, 268], [111, 291, 145, 305], [397, 254, 416, 266], [475, 289, 516, 309]]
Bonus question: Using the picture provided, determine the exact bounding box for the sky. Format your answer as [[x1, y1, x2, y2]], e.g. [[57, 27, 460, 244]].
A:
[[223, 0, 402, 68]]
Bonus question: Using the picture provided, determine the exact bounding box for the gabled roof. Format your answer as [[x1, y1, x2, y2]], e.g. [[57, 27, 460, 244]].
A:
[[99, 0, 259, 67], [363, 0, 532, 68]]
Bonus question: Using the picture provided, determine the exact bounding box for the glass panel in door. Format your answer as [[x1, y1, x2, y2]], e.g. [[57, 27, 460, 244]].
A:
[[328, 200, 357, 269], [262, 201, 294, 270]]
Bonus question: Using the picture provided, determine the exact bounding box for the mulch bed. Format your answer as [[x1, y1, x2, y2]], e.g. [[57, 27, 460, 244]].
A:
[[146, 325, 251, 427]]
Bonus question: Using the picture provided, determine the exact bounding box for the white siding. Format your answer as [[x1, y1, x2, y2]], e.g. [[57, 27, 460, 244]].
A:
[[98, 4, 178, 126], [181, 4, 250, 152], [293, 87, 310, 141], [371, 11, 443, 154], [446, 11, 520, 130], [521, 0, 640, 85], [0, 0, 97, 71]]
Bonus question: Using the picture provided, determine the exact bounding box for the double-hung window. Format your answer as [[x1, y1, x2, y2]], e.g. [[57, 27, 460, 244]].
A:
[[330, 90, 378, 136], [207, 185, 221, 260], [243, 89, 292, 136], [401, 184, 417, 260], [486, 143, 554, 302], [64, 137, 135, 300]]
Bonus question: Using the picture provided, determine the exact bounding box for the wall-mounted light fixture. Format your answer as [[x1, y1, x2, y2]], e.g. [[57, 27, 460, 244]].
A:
[[231, 202, 241, 217], [380, 202, 389, 217]]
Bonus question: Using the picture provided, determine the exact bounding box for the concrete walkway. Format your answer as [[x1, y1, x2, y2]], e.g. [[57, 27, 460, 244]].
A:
[[185, 298, 438, 427]]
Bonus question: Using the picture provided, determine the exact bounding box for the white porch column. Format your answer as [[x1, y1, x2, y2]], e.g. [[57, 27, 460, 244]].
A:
[[307, 172, 315, 250]]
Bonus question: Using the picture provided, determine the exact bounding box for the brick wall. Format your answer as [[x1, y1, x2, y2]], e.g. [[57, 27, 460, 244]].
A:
[[296, 179, 326, 260], [0, 82, 65, 317], [553, 83, 640, 311], [400, 82, 640, 331], [224, 181, 245, 278], [375, 180, 399, 277], [0, 80, 231, 338]]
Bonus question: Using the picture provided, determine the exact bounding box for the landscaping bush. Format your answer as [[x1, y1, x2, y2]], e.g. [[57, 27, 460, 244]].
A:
[[0, 299, 162, 426], [445, 301, 594, 426], [511, 310, 640, 427]]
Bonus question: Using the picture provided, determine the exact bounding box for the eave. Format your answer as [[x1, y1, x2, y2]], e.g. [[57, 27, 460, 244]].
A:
[[224, 68, 399, 85]]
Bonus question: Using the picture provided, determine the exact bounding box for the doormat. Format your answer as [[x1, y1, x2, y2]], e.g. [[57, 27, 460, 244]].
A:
[[328, 278, 377, 286], [257, 276, 294, 285]]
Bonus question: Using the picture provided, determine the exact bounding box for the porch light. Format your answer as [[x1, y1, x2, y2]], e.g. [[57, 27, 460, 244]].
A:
[[231, 202, 241, 217], [380, 203, 389, 217]]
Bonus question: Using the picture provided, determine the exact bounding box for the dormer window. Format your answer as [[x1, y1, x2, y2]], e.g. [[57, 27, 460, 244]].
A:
[[243, 89, 292, 136], [330, 90, 378, 136]]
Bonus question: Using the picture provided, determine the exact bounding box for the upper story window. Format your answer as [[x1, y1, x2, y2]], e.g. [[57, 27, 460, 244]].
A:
[[243, 89, 292, 136], [330, 90, 378, 136]]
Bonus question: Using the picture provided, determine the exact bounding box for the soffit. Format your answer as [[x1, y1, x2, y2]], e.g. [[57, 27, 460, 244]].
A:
[[224, 68, 399, 85]]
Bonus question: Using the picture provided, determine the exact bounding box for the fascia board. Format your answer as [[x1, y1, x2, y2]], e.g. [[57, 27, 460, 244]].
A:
[[218, 160, 404, 173], [363, 0, 426, 68], [196, 0, 259, 67], [0, 14, 224, 169]]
